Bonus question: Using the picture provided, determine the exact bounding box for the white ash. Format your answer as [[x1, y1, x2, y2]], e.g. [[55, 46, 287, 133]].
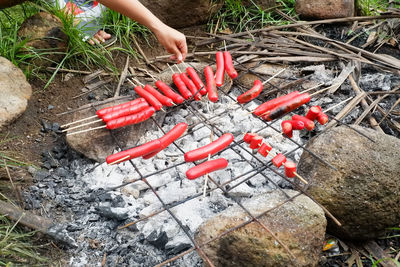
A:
[[74, 91, 305, 260]]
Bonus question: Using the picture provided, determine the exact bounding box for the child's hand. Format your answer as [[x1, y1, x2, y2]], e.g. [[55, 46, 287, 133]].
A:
[[155, 25, 187, 63]]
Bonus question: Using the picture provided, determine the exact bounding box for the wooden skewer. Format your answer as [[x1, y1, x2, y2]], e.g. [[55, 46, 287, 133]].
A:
[[300, 83, 324, 94], [262, 68, 287, 85], [109, 155, 130, 166], [61, 115, 98, 128], [66, 125, 107, 136], [309, 86, 332, 97], [292, 171, 308, 185], [252, 141, 308, 184], [323, 96, 353, 113], [61, 119, 103, 133], [174, 64, 182, 73]]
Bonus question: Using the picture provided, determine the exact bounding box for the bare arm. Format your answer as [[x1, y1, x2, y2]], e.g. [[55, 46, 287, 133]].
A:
[[97, 0, 187, 62]]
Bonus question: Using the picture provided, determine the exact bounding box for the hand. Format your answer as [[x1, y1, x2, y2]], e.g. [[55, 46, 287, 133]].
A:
[[154, 25, 187, 63]]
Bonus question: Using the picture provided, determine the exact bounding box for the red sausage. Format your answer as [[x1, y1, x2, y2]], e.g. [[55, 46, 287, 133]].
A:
[[317, 112, 329, 125], [186, 67, 207, 95], [306, 106, 322, 121], [134, 86, 163, 111], [144, 85, 174, 107], [237, 80, 263, 104], [102, 101, 149, 122], [142, 122, 188, 159], [155, 81, 185, 105], [249, 136, 263, 149], [180, 73, 202, 101], [281, 121, 293, 138], [106, 139, 161, 164], [96, 98, 147, 118], [258, 143, 272, 157], [261, 93, 311, 121], [284, 161, 296, 178], [244, 133, 258, 144], [204, 66, 218, 103], [292, 115, 315, 131], [288, 120, 305, 130], [215, 51, 225, 87], [184, 133, 234, 162], [272, 153, 287, 168], [173, 74, 192, 100], [223, 51, 238, 79], [253, 91, 300, 116], [106, 107, 155, 130], [186, 158, 228, 180]]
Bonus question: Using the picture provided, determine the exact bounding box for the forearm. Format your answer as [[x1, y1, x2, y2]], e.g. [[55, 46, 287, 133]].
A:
[[97, 0, 166, 34]]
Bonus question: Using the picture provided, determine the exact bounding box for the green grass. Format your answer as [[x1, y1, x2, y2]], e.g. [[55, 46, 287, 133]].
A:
[[0, 0, 150, 88], [208, 0, 296, 34], [0, 134, 36, 170], [0, 214, 48, 266], [357, 0, 400, 16]]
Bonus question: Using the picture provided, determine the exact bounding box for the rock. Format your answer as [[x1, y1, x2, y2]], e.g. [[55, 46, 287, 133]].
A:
[[18, 12, 68, 68], [66, 100, 165, 162], [195, 189, 326, 267], [243, 0, 276, 10], [140, 0, 218, 28], [237, 63, 294, 88], [298, 125, 400, 240], [295, 0, 354, 19], [0, 57, 32, 130]]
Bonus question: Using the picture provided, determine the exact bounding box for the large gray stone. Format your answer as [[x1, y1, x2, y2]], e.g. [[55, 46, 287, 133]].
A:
[[0, 56, 32, 130], [140, 0, 218, 28], [66, 100, 165, 162], [195, 189, 326, 267], [298, 125, 400, 240], [295, 0, 354, 19]]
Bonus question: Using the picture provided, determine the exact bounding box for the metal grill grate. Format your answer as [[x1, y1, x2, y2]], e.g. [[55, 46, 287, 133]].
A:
[[85, 58, 375, 267]]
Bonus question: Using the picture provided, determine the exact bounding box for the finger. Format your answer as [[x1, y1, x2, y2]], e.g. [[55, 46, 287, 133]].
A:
[[99, 30, 111, 40], [169, 55, 177, 61], [170, 46, 183, 63], [88, 39, 95, 45], [177, 39, 188, 61]]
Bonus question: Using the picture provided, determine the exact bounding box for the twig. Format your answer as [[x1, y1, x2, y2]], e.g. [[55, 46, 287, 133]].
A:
[[348, 75, 384, 132], [130, 33, 161, 73], [196, 15, 400, 46], [72, 78, 113, 99], [114, 56, 130, 97]]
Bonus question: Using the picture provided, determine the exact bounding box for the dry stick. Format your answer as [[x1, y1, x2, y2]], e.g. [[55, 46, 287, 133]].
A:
[[196, 15, 400, 46], [3, 159, 17, 198], [72, 78, 113, 100], [83, 69, 104, 84], [325, 92, 367, 130], [61, 119, 103, 133], [378, 97, 400, 126], [46, 67, 110, 75], [348, 75, 384, 133], [114, 55, 130, 97], [61, 115, 98, 128], [130, 33, 160, 73], [355, 95, 388, 125], [273, 31, 400, 71]]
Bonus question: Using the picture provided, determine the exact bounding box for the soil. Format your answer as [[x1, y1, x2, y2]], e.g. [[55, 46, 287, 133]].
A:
[[1, 22, 399, 266]]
